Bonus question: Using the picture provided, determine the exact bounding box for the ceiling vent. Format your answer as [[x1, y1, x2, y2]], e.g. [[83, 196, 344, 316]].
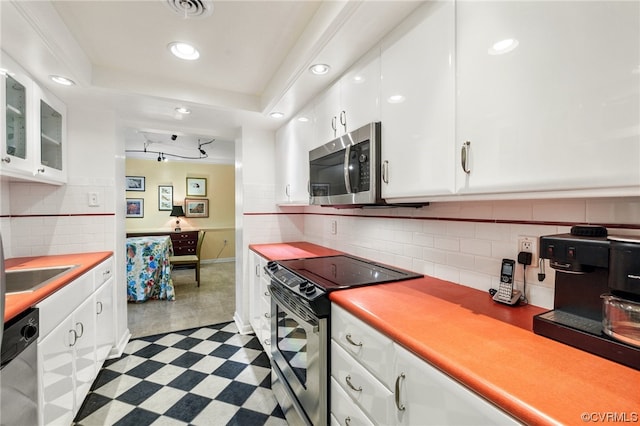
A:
[[166, 0, 213, 19]]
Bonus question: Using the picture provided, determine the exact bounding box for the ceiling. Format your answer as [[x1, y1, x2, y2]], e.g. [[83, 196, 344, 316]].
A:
[[0, 0, 421, 163]]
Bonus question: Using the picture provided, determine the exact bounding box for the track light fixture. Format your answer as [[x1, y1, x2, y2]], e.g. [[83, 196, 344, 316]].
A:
[[127, 134, 215, 161], [171, 134, 178, 141]]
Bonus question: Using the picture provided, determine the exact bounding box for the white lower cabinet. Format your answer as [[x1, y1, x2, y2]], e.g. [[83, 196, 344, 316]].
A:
[[331, 304, 519, 425], [248, 251, 272, 356], [36, 256, 115, 425]]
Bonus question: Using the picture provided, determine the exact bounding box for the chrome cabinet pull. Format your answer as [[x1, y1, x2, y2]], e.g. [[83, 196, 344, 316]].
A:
[[96, 301, 103, 315], [461, 140, 471, 174], [285, 183, 290, 198], [331, 116, 337, 137], [345, 375, 362, 392], [37, 167, 45, 174], [264, 338, 271, 346], [345, 416, 351, 426], [345, 333, 362, 347], [68, 329, 77, 347], [395, 372, 406, 411], [382, 160, 389, 184], [264, 291, 270, 297], [2, 156, 10, 163], [340, 110, 347, 132], [255, 265, 260, 277], [264, 312, 271, 319], [75, 322, 84, 338]]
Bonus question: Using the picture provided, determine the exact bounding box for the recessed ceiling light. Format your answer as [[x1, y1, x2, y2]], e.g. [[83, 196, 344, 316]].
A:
[[168, 42, 200, 60], [49, 75, 75, 86], [309, 64, 330, 75], [387, 94, 406, 104], [297, 116, 310, 123], [175, 107, 191, 114], [488, 38, 519, 55], [270, 112, 284, 119]]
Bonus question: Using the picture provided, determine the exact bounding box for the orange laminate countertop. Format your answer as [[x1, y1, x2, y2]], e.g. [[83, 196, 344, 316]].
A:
[[331, 277, 640, 425], [249, 242, 343, 260], [4, 251, 113, 322]]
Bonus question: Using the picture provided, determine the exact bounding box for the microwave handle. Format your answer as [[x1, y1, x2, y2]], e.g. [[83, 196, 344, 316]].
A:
[[343, 144, 352, 194]]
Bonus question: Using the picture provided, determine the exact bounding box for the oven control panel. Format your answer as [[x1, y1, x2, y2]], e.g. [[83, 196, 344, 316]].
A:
[[265, 261, 326, 301]]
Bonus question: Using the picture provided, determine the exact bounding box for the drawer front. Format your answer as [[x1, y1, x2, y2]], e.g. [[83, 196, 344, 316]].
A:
[[331, 340, 394, 425], [171, 231, 198, 243], [36, 271, 93, 340], [93, 256, 114, 288], [332, 304, 395, 388], [331, 377, 375, 426]]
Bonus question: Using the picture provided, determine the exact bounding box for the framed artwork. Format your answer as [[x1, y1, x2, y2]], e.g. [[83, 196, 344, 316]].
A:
[[186, 177, 207, 197], [126, 198, 144, 218], [158, 185, 173, 211], [184, 198, 209, 218], [125, 176, 145, 191]]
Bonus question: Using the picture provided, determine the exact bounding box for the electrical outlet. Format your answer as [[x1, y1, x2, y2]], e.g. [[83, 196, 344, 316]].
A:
[[518, 236, 538, 267], [330, 220, 337, 235], [88, 192, 99, 207]]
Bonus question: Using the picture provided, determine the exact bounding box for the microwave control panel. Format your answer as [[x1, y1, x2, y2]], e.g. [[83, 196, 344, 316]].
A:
[[349, 141, 370, 193]]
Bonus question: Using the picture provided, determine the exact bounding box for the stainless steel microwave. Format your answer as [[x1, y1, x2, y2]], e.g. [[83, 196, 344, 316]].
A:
[[309, 122, 382, 206]]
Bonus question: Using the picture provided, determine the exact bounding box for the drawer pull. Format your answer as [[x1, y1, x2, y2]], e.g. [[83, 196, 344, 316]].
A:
[[264, 312, 271, 319], [264, 338, 271, 346], [68, 329, 77, 347], [395, 372, 406, 411], [96, 301, 103, 315], [75, 322, 84, 338], [345, 333, 362, 347], [345, 416, 351, 426], [345, 375, 362, 392], [264, 291, 270, 297]]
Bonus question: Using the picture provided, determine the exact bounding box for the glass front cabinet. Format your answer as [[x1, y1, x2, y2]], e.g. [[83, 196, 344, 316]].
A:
[[1, 53, 67, 184]]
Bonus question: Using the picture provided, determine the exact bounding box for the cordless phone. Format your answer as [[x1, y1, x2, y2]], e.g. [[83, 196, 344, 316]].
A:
[[493, 259, 521, 305]]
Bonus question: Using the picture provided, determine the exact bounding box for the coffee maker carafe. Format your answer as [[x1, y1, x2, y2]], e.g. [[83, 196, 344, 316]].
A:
[[534, 226, 640, 370]]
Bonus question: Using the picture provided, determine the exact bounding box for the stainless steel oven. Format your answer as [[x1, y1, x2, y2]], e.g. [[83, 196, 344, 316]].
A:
[[264, 255, 422, 426]]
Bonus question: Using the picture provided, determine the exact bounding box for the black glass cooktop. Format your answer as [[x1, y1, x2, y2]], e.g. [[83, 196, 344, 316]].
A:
[[276, 255, 423, 292]]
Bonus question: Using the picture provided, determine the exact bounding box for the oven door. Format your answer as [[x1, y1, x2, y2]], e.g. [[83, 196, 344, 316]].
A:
[[270, 289, 327, 426]]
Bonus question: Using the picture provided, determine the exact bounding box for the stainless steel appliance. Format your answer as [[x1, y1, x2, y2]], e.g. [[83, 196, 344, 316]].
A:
[[264, 254, 422, 425], [309, 122, 382, 207], [533, 227, 640, 370]]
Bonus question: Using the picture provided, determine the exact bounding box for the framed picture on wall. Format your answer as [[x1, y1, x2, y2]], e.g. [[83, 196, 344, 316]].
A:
[[126, 198, 144, 218], [158, 185, 173, 211], [186, 177, 207, 197], [125, 176, 145, 191], [184, 198, 209, 218]]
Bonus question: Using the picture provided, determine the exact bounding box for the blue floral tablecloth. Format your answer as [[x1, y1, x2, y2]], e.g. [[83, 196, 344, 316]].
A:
[[126, 236, 175, 302]]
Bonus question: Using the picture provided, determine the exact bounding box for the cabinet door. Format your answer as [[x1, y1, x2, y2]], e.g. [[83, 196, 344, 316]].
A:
[[34, 85, 67, 183], [95, 278, 115, 365], [39, 316, 75, 426], [1, 54, 34, 174], [275, 108, 313, 205], [315, 82, 342, 144], [330, 377, 375, 426], [456, 1, 640, 196], [393, 343, 518, 425], [73, 296, 97, 411], [340, 50, 381, 134], [249, 251, 271, 351], [380, 1, 455, 200]]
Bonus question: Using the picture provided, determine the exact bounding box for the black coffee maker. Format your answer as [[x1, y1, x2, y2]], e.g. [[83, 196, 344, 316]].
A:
[[534, 225, 640, 370]]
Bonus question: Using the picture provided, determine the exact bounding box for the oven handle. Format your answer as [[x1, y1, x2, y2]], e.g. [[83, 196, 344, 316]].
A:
[[269, 284, 319, 330]]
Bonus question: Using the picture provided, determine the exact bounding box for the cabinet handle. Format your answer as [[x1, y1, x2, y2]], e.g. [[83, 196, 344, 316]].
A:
[[264, 312, 271, 319], [345, 333, 362, 347], [285, 184, 290, 198], [382, 160, 389, 184], [68, 329, 77, 347], [96, 301, 103, 315], [255, 265, 260, 277], [345, 416, 351, 426], [395, 372, 406, 411], [37, 167, 45, 174], [345, 375, 362, 392], [331, 116, 337, 137], [75, 322, 84, 338], [461, 141, 471, 174], [264, 338, 271, 346], [264, 291, 270, 297], [340, 110, 347, 133], [1, 156, 10, 163]]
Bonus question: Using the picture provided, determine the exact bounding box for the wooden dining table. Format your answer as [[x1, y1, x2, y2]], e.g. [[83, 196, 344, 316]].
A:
[[126, 235, 175, 302]]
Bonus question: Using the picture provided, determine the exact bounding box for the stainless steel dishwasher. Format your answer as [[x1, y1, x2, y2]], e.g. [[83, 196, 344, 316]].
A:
[[1, 308, 39, 426]]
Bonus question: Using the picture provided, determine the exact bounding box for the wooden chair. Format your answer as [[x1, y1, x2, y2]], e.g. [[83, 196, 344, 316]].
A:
[[169, 230, 206, 287]]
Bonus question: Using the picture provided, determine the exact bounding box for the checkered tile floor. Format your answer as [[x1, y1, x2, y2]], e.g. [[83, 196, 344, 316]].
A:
[[73, 322, 287, 426]]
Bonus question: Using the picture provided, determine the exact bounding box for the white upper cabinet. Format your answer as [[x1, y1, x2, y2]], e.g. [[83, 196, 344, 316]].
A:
[[314, 50, 381, 146], [380, 1, 456, 201], [1, 52, 67, 184], [455, 1, 640, 197], [275, 105, 315, 204]]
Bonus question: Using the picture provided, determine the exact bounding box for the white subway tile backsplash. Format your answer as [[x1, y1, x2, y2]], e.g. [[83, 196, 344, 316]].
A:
[[433, 236, 460, 252], [460, 238, 492, 256]]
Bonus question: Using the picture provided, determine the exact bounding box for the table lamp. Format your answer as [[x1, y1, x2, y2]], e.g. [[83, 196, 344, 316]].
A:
[[170, 205, 185, 231]]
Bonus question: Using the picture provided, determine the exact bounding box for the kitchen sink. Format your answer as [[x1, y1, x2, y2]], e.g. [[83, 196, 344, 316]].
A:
[[5, 265, 78, 294]]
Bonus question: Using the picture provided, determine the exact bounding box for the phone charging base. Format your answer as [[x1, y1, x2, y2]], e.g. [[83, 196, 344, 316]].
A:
[[493, 289, 522, 305]]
